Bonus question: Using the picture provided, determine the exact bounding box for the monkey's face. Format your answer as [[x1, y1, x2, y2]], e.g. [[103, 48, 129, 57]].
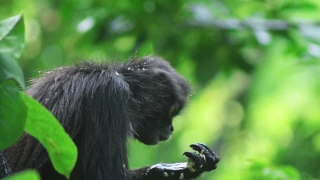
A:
[[125, 56, 190, 145], [133, 103, 181, 145], [133, 117, 174, 145]]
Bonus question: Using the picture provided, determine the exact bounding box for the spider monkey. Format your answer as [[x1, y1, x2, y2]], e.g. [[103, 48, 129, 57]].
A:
[[4, 56, 219, 180]]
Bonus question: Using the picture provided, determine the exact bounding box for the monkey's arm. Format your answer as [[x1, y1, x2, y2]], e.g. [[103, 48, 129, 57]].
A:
[[129, 143, 220, 180]]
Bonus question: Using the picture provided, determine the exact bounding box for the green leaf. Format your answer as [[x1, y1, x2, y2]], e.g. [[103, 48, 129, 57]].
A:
[[0, 54, 25, 90], [0, 14, 25, 58], [0, 14, 25, 89], [22, 93, 78, 179], [3, 170, 40, 180], [0, 81, 27, 150]]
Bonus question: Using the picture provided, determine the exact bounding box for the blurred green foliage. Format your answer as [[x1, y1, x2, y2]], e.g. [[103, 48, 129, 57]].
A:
[[0, 14, 77, 179], [1, 0, 320, 179]]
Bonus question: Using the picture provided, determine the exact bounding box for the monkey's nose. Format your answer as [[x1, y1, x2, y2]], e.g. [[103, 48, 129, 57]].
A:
[[170, 125, 174, 132]]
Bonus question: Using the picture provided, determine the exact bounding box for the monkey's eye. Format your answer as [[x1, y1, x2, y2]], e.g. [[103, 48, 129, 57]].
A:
[[169, 103, 179, 117]]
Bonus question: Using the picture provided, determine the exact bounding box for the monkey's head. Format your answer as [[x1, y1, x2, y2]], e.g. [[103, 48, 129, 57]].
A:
[[121, 56, 190, 145]]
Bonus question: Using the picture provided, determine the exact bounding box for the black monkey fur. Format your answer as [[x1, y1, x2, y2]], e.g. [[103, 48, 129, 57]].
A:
[[4, 56, 219, 180]]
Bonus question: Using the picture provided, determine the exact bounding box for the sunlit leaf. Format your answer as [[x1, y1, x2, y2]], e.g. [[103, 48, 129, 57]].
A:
[[3, 170, 40, 180], [0, 81, 27, 150], [23, 94, 78, 179]]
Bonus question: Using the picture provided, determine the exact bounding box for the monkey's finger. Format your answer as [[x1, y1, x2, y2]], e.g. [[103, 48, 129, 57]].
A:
[[190, 143, 211, 158], [190, 143, 220, 163], [190, 143, 213, 155], [190, 143, 205, 153], [194, 144, 220, 171], [183, 152, 204, 171], [196, 143, 218, 157], [183, 152, 203, 163]]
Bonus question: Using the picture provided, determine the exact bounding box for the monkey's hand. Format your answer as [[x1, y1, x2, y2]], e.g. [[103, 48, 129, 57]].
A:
[[147, 143, 220, 180], [184, 143, 219, 173]]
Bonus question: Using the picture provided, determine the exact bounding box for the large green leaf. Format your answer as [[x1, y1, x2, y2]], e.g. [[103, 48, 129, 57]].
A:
[[23, 93, 78, 179], [0, 14, 25, 90], [0, 81, 27, 150], [3, 170, 40, 180]]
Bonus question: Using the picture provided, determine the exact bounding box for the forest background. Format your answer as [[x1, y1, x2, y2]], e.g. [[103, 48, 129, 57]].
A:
[[1, 0, 320, 179]]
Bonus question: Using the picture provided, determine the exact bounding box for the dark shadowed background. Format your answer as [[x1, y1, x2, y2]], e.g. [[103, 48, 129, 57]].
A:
[[1, 0, 320, 179]]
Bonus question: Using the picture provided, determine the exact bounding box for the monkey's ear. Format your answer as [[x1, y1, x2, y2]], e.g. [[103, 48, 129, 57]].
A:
[[154, 69, 190, 106]]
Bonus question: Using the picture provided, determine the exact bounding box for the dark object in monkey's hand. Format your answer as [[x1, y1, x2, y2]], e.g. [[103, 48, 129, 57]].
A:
[[146, 143, 220, 180]]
